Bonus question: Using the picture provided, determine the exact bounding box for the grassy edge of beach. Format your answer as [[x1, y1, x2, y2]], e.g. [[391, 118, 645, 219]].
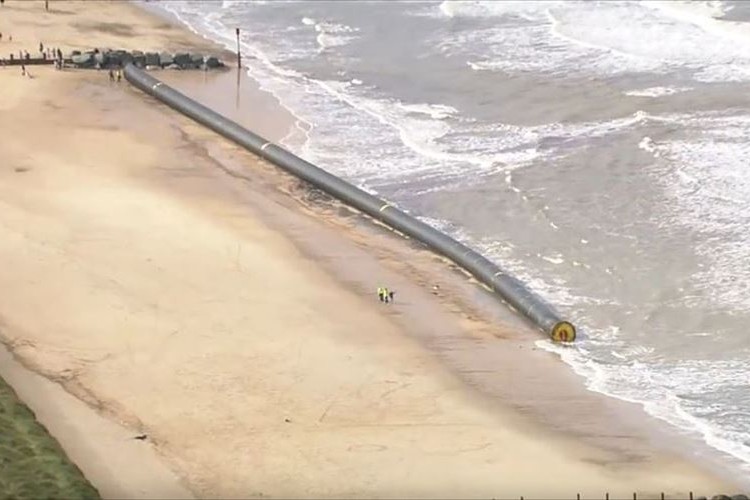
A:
[[0, 374, 99, 499]]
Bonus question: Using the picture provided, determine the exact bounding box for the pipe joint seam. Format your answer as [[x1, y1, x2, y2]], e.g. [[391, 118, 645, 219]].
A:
[[123, 64, 576, 342]]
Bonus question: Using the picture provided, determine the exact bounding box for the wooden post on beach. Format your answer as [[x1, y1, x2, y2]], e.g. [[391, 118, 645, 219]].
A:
[[235, 66, 241, 108], [235, 27, 241, 69]]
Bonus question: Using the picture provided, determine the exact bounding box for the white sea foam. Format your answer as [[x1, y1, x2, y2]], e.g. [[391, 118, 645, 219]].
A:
[[538, 338, 750, 469], [437, 0, 548, 21], [220, 0, 243, 8], [314, 22, 358, 35], [438, 0, 456, 19], [625, 86, 693, 97], [643, 1, 749, 45], [638, 136, 659, 157], [541, 254, 564, 265], [316, 33, 346, 50], [395, 102, 458, 120], [290, 76, 567, 187], [694, 63, 750, 82], [447, 1, 750, 82], [157, 0, 317, 156], [313, 21, 359, 50], [643, 113, 750, 313], [414, 212, 609, 313]]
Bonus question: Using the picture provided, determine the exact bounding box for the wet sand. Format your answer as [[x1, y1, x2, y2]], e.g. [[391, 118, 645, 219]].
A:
[[0, 0, 743, 498]]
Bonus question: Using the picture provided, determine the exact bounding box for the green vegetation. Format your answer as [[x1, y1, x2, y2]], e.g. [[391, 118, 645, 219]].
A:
[[0, 376, 99, 499]]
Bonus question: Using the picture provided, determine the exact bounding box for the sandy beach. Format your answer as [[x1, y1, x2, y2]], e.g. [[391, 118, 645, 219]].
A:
[[0, 1, 744, 498]]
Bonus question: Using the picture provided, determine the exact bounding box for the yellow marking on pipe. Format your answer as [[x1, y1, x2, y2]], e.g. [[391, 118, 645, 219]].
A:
[[152, 82, 163, 90], [551, 321, 576, 343], [261, 142, 272, 151], [379, 204, 391, 212]]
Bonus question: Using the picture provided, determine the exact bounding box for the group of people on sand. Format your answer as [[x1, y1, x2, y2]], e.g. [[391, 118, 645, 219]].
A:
[[377, 286, 395, 304], [0, 37, 66, 74], [108, 68, 123, 82]]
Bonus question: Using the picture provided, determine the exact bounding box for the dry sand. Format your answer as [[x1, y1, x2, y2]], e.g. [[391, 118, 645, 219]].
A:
[[0, 1, 743, 498]]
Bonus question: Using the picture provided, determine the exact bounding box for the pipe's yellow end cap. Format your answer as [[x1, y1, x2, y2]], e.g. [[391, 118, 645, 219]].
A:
[[551, 321, 576, 342]]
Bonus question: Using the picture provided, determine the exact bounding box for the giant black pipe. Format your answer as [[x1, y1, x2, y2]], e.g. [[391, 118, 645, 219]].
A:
[[124, 64, 576, 342]]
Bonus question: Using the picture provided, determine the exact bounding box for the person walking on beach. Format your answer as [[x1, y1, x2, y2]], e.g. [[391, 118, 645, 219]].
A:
[[388, 290, 395, 304], [377, 287, 384, 302], [20, 64, 25, 77], [383, 287, 390, 304]]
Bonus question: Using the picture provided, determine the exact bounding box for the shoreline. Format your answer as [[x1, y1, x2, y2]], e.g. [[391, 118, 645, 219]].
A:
[[143, 1, 750, 489], [0, 0, 744, 496], [140, 0, 312, 153]]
